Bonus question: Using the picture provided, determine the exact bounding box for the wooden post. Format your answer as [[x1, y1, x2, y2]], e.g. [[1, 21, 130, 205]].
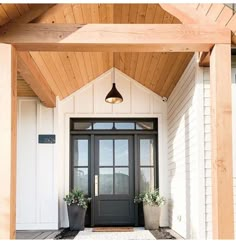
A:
[[210, 44, 234, 239], [0, 44, 17, 239]]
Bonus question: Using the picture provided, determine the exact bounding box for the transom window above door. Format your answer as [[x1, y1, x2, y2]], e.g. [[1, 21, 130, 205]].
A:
[[70, 119, 157, 131]]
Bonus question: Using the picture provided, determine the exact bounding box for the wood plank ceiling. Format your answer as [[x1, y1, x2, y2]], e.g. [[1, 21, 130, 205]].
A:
[[0, 4, 193, 100]]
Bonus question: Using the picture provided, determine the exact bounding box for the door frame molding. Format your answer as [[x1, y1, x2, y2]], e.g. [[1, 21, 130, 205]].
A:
[[69, 118, 159, 226]]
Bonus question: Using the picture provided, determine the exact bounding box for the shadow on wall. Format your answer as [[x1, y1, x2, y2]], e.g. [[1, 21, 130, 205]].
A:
[[167, 66, 199, 239]]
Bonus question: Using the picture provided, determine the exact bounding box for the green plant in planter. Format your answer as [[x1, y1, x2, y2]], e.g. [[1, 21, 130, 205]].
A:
[[64, 189, 91, 231], [63, 189, 91, 208], [134, 189, 166, 206], [134, 189, 166, 230]]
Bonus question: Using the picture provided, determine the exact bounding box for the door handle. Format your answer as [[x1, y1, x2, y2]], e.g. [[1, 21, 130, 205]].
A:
[[95, 175, 98, 196]]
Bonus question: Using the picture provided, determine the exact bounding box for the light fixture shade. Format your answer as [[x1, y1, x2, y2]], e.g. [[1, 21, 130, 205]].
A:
[[105, 83, 123, 104]]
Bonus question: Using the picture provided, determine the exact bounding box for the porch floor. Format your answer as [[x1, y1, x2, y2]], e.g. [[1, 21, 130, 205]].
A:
[[75, 227, 156, 240], [16, 230, 61, 240]]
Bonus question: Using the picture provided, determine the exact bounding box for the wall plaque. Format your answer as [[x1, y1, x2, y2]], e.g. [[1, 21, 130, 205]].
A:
[[38, 134, 56, 144]]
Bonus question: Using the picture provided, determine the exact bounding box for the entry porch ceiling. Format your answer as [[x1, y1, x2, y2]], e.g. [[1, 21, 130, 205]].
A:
[[9, 4, 194, 99]]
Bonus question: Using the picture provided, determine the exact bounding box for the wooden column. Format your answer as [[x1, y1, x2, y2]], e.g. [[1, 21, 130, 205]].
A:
[[0, 44, 17, 239], [210, 44, 234, 239]]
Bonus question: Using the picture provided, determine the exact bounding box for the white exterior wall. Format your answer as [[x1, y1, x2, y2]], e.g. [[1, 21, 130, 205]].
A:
[[203, 67, 236, 239], [16, 98, 58, 230], [16, 68, 168, 229], [167, 55, 205, 239], [57, 68, 168, 227]]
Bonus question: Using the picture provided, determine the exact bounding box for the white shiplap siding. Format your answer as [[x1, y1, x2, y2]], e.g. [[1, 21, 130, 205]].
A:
[[203, 68, 212, 239], [167, 55, 204, 239]]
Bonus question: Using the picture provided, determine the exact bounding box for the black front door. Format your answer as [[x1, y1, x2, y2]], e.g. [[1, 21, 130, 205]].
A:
[[94, 135, 135, 226]]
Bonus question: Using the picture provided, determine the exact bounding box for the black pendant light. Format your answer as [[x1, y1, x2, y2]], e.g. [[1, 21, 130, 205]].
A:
[[105, 68, 123, 104]]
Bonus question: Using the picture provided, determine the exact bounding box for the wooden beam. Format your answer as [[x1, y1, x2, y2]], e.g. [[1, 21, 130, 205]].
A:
[[199, 51, 210, 67], [17, 52, 56, 107], [0, 44, 17, 239], [160, 3, 236, 44], [9, 4, 56, 24], [210, 44, 234, 239], [0, 24, 231, 52]]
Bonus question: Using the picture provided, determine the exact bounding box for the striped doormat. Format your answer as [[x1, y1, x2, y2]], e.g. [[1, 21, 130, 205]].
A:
[[92, 227, 134, 232]]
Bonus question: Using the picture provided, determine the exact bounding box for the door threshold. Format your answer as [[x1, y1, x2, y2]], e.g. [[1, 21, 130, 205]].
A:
[[93, 227, 134, 232]]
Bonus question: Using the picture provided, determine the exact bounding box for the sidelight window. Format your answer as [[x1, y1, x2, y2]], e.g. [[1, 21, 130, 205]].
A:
[[139, 137, 155, 193], [72, 137, 89, 194]]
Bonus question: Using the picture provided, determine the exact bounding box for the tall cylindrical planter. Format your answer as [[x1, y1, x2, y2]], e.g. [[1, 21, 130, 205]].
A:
[[143, 203, 161, 230], [67, 204, 87, 231]]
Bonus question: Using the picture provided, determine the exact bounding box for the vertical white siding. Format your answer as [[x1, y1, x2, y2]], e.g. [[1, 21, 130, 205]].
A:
[[167, 55, 204, 239], [56, 68, 168, 228], [16, 98, 58, 230]]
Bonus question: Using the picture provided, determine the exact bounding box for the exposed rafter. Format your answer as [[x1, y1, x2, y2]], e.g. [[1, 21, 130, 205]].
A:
[[17, 52, 56, 107]]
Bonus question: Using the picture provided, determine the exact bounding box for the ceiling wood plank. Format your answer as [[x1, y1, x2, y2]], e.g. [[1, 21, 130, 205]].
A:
[[124, 53, 132, 75], [17, 51, 56, 107], [151, 53, 169, 91], [15, 4, 30, 15], [134, 53, 146, 83], [30, 51, 62, 98], [145, 4, 157, 23], [139, 53, 154, 85], [49, 52, 71, 95], [1, 4, 20, 20], [17, 78, 36, 97], [0, 5, 10, 25], [153, 4, 166, 23], [136, 4, 148, 23], [128, 4, 139, 23], [0, 24, 230, 52], [10, 4, 55, 24], [67, 52, 84, 89], [165, 53, 193, 97], [127, 52, 138, 78], [40, 51, 67, 98], [197, 3, 212, 15], [72, 4, 84, 23], [145, 53, 161, 88], [79, 53, 92, 82], [206, 4, 225, 22], [155, 52, 180, 93], [215, 5, 233, 26]]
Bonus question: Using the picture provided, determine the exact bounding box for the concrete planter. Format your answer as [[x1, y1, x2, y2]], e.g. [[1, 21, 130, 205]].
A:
[[143, 203, 161, 230], [67, 204, 87, 231]]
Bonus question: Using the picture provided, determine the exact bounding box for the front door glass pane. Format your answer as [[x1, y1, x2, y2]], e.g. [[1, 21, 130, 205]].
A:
[[73, 168, 88, 194], [115, 168, 129, 194], [99, 168, 113, 194], [99, 140, 113, 166], [140, 139, 154, 166], [74, 140, 88, 166], [115, 140, 128, 166], [140, 167, 154, 193]]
